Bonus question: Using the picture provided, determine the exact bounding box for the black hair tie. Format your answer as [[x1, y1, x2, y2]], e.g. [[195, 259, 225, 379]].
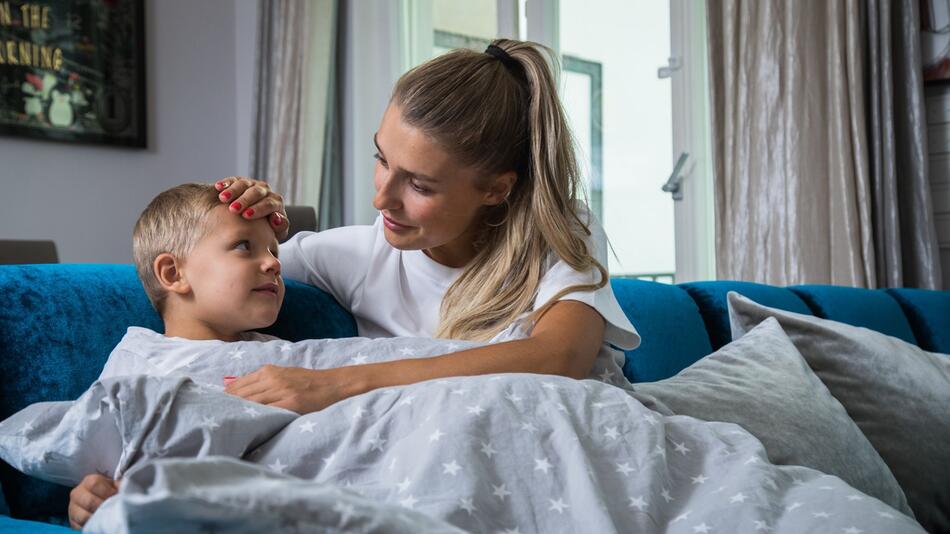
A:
[[485, 44, 527, 82]]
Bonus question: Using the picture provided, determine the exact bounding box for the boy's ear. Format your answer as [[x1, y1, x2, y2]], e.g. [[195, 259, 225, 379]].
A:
[[483, 170, 517, 206], [153, 253, 191, 295]]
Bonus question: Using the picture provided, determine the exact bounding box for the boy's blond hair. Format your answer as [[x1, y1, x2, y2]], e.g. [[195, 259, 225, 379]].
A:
[[133, 183, 221, 312]]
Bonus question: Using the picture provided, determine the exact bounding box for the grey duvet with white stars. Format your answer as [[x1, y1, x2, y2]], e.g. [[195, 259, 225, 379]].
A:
[[0, 333, 924, 533]]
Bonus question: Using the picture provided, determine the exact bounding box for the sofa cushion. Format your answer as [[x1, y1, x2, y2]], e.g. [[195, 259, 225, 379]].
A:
[[729, 292, 950, 533], [610, 279, 712, 382], [634, 317, 910, 515], [678, 281, 812, 350], [887, 288, 950, 354], [0, 264, 356, 522], [789, 285, 917, 344], [0, 515, 73, 532]]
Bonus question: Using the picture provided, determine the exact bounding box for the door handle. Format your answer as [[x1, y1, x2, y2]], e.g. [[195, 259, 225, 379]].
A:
[[662, 152, 689, 201]]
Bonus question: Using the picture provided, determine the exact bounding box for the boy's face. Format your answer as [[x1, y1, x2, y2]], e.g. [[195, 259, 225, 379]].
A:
[[178, 205, 284, 335]]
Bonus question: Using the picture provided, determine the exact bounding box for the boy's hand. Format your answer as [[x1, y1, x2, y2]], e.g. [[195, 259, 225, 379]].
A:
[[213, 177, 289, 241], [68, 474, 118, 530]]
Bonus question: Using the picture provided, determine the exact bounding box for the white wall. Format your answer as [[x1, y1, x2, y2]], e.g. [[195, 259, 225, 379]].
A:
[[0, 0, 258, 263]]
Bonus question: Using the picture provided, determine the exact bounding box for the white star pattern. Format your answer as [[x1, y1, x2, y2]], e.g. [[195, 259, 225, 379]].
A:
[[556, 403, 569, 412], [846, 495, 864, 501], [693, 523, 711, 533], [506, 391, 523, 403], [399, 494, 418, 509], [674, 441, 691, 455], [786, 502, 803, 512], [350, 353, 368, 365], [534, 457, 552, 474], [202, 416, 221, 430], [446, 343, 460, 352], [429, 429, 444, 442], [298, 420, 316, 433], [730, 492, 747, 503], [268, 458, 286, 473], [442, 460, 461, 476], [661, 488, 674, 503], [229, 350, 245, 360], [352, 406, 366, 420], [398, 396, 415, 407], [521, 421, 538, 433], [744, 456, 760, 465], [654, 444, 666, 458], [459, 497, 476, 515], [481, 441, 498, 458], [548, 498, 569, 513], [279, 343, 292, 353], [877, 511, 896, 519], [628, 496, 647, 511], [753, 520, 771, 531], [451, 388, 468, 396], [323, 453, 335, 466], [542, 382, 558, 390], [492, 483, 512, 500], [466, 405, 485, 415], [368, 436, 386, 451], [813, 512, 831, 518], [616, 462, 635, 476], [842, 528, 863, 534], [399, 347, 416, 356], [642, 413, 657, 425], [333, 501, 355, 525], [592, 401, 608, 409], [604, 426, 620, 440], [598, 369, 615, 382], [243, 406, 259, 416], [396, 477, 411, 493], [691, 474, 708, 485], [671, 511, 691, 523]]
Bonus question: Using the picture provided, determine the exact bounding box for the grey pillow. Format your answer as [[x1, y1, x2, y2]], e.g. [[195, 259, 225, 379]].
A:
[[634, 317, 911, 516], [728, 291, 950, 533]]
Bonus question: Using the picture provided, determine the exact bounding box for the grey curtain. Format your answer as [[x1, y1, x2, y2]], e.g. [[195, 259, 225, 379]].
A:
[[708, 0, 876, 286], [865, 0, 943, 289], [708, 0, 943, 288], [252, 0, 344, 229], [251, 0, 311, 205]]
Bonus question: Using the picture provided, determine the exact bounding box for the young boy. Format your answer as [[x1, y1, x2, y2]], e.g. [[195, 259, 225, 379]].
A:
[[69, 182, 285, 529]]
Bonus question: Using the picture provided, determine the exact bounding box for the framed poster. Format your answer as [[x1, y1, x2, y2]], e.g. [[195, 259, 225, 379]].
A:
[[0, 0, 146, 147]]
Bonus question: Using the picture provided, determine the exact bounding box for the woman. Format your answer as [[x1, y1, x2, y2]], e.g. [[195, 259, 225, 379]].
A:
[[218, 38, 640, 413], [68, 39, 639, 529]]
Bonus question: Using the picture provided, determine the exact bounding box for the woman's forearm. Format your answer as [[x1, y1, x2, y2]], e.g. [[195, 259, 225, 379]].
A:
[[358, 337, 580, 395]]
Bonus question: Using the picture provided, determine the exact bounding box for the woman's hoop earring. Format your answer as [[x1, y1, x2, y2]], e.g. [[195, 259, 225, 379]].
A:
[[486, 195, 511, 228]]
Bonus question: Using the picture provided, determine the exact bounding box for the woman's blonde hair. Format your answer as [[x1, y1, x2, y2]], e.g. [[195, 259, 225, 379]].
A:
[[392, 39, 608, 341]]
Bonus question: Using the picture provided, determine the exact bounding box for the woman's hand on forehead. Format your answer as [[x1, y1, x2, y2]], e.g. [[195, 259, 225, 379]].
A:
[[214, 177, 289, 241]]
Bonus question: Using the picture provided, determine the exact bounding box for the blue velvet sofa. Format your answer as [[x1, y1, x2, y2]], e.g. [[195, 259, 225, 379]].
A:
[[0, 264, 947, 531]]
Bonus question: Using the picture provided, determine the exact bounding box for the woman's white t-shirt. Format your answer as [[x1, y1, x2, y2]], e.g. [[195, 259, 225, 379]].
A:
[[278, 210, 640, 354]]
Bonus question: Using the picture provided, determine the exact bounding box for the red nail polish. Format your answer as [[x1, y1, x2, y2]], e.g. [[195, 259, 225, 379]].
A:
[[272, 213, 282, 225], [230, 201, 242, 211], [219, 191, 231, 200], [215, 181, 224, 190], [244, 208, 255, 217]]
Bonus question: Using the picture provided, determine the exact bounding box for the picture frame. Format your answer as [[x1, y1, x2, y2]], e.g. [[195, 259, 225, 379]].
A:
[[0, 0, 146, 148]]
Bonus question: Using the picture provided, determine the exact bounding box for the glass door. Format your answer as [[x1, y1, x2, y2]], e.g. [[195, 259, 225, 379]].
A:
[[399, 0, 714, 282]]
